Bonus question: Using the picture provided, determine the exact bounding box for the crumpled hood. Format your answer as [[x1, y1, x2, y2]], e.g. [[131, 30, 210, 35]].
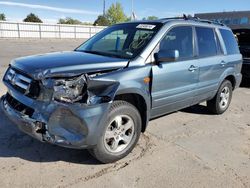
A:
[[11, 51, 128, 79]]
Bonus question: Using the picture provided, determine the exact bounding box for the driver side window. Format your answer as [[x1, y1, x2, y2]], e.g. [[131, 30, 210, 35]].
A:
[[159, 26, 194, 59]]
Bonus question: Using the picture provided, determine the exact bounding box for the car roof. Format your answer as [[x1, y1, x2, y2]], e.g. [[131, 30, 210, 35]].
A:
[[122, 16, 230, 30]]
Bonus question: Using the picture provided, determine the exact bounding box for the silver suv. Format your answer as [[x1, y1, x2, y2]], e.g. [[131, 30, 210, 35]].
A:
[[2, 17, 242, 163]]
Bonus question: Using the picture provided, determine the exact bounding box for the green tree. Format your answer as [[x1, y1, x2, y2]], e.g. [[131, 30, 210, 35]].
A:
[[0, 13, 6, 21], [142, 16, 159, 21], [82, 22, 92, 25], [23, 13, 42, 23], [58, 17, 82, 25], [106, 2, 127, 25], [94, 15, 110, 26], [126, 17, 132, 22], [147, 16, 159, 20]]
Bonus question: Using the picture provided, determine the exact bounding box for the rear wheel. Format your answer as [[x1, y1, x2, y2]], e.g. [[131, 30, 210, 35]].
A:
[[207, 80, 233, 114], [89, 101, 141, 164]]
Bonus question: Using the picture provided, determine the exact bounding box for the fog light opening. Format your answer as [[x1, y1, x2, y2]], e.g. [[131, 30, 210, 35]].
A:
[[35, 122, 46, 134]]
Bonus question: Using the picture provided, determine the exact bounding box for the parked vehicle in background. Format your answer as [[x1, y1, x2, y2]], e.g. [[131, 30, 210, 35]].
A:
[[234, 29, 250, 79], [1, 17, 242, 163]]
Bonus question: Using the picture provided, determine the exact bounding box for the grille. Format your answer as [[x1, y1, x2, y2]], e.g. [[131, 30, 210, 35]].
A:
[[5, 68, 40, 98], [5, 93, 34, 117]]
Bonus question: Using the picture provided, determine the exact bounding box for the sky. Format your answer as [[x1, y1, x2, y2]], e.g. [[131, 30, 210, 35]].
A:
[[0, 0, 250, 23]]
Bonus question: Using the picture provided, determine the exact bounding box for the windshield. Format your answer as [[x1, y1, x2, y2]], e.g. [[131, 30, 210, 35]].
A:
[[76, 22, 163, 59]]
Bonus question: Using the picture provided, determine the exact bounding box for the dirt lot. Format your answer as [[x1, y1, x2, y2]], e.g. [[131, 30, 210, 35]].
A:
[[0, 39, 249, 188]]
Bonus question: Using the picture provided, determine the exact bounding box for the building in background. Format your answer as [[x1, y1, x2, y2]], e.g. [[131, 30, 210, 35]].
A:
[[195, 11, 250, 79], [195, 11, 250, 29]]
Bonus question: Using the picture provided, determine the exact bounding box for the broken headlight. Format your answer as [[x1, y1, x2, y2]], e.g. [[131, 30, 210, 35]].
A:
[[53, 75, 87, 103]]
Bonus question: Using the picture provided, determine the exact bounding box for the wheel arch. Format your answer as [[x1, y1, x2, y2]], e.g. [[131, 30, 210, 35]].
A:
[[218, 67, 238, 91], [114, 91, 150, 133], [224, 75, 236, 90]]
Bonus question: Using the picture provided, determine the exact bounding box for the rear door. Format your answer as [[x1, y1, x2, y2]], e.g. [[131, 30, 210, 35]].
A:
[[193, 26, 226, 103], [151, 26, 199, 118]]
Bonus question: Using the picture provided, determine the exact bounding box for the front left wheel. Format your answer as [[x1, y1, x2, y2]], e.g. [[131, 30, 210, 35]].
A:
[[89, 101, 142, 164]]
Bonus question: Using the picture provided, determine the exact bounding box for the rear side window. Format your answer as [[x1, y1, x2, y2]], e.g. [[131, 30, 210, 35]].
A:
[[196, 27, 217, 57], [159, 26, 193, 59], [219, 29, 240, 55]]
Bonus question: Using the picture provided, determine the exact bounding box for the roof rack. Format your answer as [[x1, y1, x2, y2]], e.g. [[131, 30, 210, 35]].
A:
[[160, 14, 225, 26], [188, 16, 225, 26], [159, 16, 186, 21]]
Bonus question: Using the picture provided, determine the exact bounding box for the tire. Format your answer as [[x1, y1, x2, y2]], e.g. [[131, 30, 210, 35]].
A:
[[89, 100, 142, 164], [207, 80, 233, 114]]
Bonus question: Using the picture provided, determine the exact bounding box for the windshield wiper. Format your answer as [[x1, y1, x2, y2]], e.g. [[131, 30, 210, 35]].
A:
[[80, 50, 107, 56], [78, 50, 127, 59]]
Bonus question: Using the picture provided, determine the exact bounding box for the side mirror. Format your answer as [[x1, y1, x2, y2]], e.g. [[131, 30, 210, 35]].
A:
[[154, 50, 179, 64]]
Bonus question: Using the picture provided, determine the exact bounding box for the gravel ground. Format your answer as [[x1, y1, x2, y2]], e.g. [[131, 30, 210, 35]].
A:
[[0, 39, 249, 188]]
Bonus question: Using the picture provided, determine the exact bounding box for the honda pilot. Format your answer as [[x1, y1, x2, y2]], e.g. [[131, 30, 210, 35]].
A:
[[1, 17, 242, 163]]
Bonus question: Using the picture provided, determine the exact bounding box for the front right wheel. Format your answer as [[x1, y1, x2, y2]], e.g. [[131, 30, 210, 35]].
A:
[[89, 100, 142, 164], [207, 80, 233, 114]]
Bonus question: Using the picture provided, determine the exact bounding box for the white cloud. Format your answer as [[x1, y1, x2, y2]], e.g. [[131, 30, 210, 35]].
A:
[[0, 1, 100, 15]]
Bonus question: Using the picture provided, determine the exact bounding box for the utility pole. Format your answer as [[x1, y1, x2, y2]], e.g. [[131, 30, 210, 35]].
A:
[[103, 0, 106, 16], [131, 0, 134, 20], [131, 0, 136, 20]]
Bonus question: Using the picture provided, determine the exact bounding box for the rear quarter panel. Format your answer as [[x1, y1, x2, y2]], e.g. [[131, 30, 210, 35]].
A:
[[218, 54, 242, 89]]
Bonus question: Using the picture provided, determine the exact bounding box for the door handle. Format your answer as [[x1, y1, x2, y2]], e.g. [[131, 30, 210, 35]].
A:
[[220, 61, 227, 66], [188, 65, 199, 72]]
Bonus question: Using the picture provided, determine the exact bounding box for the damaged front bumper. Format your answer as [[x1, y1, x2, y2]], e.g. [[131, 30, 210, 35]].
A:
[[1, 86, 111, 149]]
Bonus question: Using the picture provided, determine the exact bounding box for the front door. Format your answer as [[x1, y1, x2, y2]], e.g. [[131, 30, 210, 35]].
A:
[[151, 26, 199, 118]]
